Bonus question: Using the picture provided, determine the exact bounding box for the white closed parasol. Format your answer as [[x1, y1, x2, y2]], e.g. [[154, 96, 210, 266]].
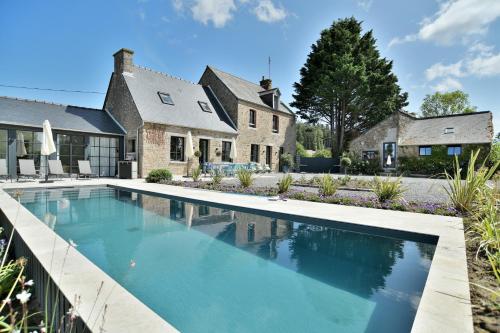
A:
[[230, 137, 237, 161], [41, 120, 56, 182]]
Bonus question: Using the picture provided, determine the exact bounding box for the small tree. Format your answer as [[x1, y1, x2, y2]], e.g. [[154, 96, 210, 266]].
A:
[[421, 90, 477, 117], [340, 154, 352, 175]]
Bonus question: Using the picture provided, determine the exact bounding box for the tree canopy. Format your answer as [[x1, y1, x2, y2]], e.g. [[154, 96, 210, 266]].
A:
[[296, 122, 331, 151], [291, 17, 408, 156], [420, 90, 477, 117]]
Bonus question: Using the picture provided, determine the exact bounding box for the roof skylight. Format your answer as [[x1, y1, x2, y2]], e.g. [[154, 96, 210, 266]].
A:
[[158, 92, 174, 105], [198, 101, 211, 113]]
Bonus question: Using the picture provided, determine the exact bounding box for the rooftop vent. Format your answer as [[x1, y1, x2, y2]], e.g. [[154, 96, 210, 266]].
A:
[[444, 127, 455, 134]]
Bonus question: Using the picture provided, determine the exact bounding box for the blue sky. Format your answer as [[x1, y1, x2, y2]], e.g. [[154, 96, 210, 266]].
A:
[[1, 0, 499, 134]]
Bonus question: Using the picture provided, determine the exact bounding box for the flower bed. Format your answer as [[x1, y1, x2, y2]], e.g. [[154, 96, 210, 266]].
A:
[[163, 180, 460, 217]]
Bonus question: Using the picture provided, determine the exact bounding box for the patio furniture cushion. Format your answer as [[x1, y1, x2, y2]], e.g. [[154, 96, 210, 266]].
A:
[[18, 159, 37, 176], [0, 159, 8, 177], [78, 160, 97, 177], [48, 160, 65, 175]]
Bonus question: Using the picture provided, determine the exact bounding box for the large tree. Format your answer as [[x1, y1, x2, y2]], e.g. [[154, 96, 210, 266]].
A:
[[291, 17, 408, 156], [420, 90, 477, 117]]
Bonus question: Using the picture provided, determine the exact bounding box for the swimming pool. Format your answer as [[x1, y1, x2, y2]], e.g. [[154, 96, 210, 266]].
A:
[[14, 186, 436, 333]]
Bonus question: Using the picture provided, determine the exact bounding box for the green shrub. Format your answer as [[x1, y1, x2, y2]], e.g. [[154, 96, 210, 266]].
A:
[[444, 150, 499, 213], [469, 190, 500, 281], [237, 169, 254, 188], [398, 144, 490, 176], [210, 169, 224, 185], [340, 154, 352, 168], [191, 167, 202, 182], [280, 153, 294, 169], [372, 177, 406, 203], [278, 174, 293, 194], [296, 142, 310, 157], [337, 175, 351, 186], [313, 149, 332, 158], [146, 169, 173, 183], [348, 152, 382, 175], [319, 174, 337, 196]]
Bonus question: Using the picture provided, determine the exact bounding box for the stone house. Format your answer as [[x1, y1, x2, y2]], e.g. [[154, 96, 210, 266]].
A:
[[199, 67, 296, 172], [105, 48, 296, 177], [348, 111, 494, 170]]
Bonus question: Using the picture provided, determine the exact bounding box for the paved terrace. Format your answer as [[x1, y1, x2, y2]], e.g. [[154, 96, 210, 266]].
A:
[[0, 178, 472, 333]]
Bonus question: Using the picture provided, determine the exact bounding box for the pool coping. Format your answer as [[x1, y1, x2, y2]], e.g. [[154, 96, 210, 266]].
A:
[[0, 179, 472, 333]]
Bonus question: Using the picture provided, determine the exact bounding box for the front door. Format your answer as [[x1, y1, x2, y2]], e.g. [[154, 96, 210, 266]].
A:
[[383, 142, 396, 169], [266, 146, 272, 168], [278, 147, 284, 172], [199, 139, 209, 165]]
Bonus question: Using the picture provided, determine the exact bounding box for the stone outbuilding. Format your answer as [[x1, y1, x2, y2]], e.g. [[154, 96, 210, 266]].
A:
[[348, 110, 494, 170]]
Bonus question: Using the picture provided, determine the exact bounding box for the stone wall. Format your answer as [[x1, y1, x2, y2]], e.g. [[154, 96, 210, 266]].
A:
[[234, 101, 295, 171], [139, 122, 236, 177], [349, 113, 398, 161], [104, 73, 143, 141]]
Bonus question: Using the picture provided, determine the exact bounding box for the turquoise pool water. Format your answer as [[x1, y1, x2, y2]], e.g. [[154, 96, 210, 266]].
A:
[[15, 187, 435, 333]]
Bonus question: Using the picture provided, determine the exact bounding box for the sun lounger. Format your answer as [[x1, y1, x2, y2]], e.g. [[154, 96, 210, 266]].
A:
[[17, 159, 38, 181], [0, 159, 11, 182], [77, 160, 98, 179], [48, 160, 67, 180]]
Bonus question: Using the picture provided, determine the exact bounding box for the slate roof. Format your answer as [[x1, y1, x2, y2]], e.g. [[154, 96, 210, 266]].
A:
[[0, 96, 125, 135], [206, 66, 293, 115], [398, 111, 493, 146], [123, 66, 237, 134]]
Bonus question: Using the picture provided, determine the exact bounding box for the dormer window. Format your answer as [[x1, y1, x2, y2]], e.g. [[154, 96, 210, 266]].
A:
[[273, 94, 280, 110], [444, 127, 454, 134], [158, 92, 174, 105], [198, 101, 211, 113]]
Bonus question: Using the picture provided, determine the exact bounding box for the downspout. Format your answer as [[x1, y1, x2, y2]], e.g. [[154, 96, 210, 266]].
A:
[[136, 121, 145, 177]]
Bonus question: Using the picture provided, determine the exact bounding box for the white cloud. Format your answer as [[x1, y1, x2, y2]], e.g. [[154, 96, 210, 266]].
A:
[[389, 0, 500, 47], [425, 61, 463, 81], [388, 34, 418, 48], [191, 0, 237, 28], [172, 0, 184, 11], [467, 52, 500, 77], [356, 0, 373, 11], [468, 42, 494, 57], [253, 0, 286, 23], [432, 77, 463, 92]]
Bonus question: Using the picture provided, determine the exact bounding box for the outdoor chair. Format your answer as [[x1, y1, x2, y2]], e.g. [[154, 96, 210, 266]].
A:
[[17, 159, 38, 181], [48, 160, 67, 180], [77, 160, 98, 179], [0, 159, 11, 182]]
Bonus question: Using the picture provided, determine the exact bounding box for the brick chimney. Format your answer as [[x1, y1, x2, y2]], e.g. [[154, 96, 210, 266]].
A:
[[259, 76, 272, 90], [113, 48, 134, 74]]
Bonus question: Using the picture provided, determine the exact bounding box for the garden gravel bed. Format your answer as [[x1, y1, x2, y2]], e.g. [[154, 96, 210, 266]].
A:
[[163, 180, 460, 217]]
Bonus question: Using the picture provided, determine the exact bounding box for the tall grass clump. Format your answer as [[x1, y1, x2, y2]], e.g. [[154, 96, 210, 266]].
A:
[[191, 166, 202, 182], [469, 190, 500, 282], [372, 177, 406, 203], [319, 174, 337, 196], [278, 174, 293, 194], [210, 169, 224, 186], [444, 150, 499, 213], [237, 169, 254, 188]]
